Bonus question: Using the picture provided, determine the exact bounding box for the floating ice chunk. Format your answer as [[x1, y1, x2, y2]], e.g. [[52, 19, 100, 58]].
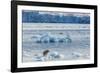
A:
[[47, 51, 64, 60], [82, 54, 90, 59], [59, 54, 64, 59], [72, 52, 90, 59], [72, 52, 83, 58], [65, 38, 72, 43], [32, 51, 64, 61], [23, 51, 31, 57], [33, 54, 46, 61], [32, 33, 72, 44]]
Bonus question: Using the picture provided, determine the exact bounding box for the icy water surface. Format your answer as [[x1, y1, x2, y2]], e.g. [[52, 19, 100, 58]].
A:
[[22, 24, 90, 62]]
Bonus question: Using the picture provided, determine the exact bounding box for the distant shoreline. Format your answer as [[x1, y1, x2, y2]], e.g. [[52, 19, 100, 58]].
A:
[[23, 23, 90, 30]]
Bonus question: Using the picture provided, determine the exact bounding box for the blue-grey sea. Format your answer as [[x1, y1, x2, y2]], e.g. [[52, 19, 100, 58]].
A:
[[22, 24, 90, 62]]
